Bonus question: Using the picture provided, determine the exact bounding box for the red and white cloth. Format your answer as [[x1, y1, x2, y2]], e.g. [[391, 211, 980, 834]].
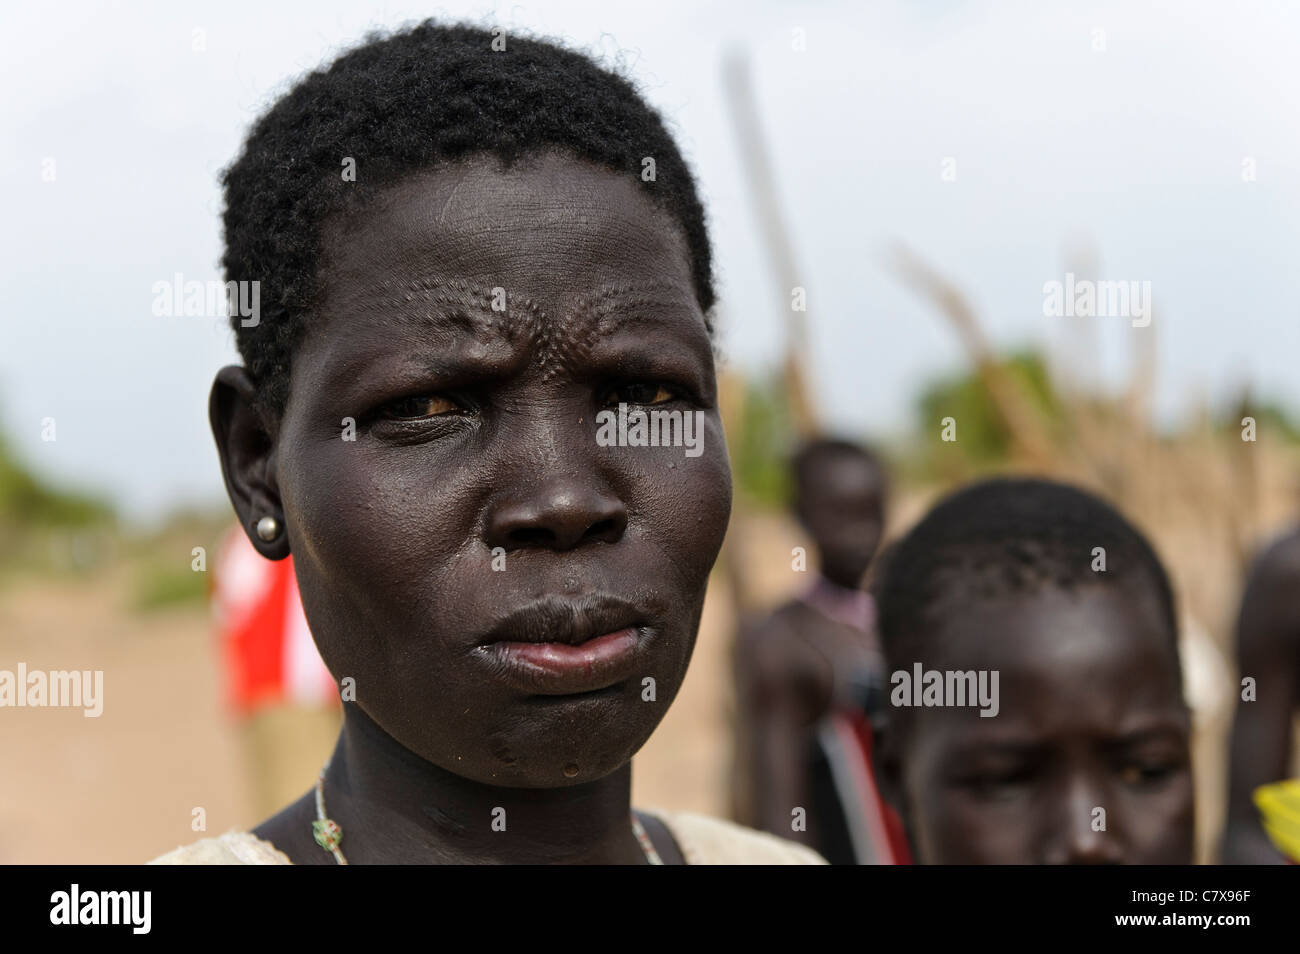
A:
[[211, 526, 338, 717]]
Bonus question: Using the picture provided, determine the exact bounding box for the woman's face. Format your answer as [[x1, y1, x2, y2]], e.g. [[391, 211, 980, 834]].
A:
[[264, 151, 730, 787]]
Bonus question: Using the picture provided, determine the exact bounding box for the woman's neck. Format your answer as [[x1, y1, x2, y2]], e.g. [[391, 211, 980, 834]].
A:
[[317, 703, 648, 864]]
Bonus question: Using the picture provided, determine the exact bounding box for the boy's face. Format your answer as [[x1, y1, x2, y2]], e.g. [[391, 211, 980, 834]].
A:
[[796, 453, 884, 588], [890, 584, 1194, 864]]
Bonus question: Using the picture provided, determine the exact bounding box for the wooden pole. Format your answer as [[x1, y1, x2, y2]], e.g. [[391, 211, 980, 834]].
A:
[[887, 242, 1058, 471], [722, 49, 820, 439]]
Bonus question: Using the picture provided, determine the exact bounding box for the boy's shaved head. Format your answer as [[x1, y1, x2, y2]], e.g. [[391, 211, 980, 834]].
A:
[[875, 477, 1178, 669]]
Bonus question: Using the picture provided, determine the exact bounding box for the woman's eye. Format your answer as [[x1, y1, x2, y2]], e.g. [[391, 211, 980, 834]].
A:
[[605, 383, 675, 407], [379, 394, 460, 420]]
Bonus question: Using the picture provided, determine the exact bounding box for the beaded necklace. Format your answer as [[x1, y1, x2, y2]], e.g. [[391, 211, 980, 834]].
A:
[[313, 760, 663, 864]]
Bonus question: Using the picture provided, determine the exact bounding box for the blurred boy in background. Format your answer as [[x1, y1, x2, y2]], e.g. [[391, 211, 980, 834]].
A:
[[732, 438, 909, 864]]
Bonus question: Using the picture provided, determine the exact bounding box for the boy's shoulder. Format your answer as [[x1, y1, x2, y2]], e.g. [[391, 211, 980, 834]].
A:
[[736, 600, 842, 679], [1249, 527, 1300, 579]]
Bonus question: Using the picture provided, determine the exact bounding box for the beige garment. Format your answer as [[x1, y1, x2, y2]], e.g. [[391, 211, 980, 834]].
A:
[[148, 809, 826, 865]]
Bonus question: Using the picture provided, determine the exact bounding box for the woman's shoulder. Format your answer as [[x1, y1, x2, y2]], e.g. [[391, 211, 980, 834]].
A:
[[644, 809, 828, 865], [146, 815, 826, 865], [147, 830, 293, 865]]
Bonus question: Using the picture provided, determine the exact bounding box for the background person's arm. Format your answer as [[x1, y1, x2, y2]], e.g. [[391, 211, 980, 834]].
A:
[[1221, 540, 1300, 864], [737, 619, 816, 847]]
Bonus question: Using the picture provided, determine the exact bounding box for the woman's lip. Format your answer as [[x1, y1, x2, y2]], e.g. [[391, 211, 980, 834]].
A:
[[482, 627, 644, 695]]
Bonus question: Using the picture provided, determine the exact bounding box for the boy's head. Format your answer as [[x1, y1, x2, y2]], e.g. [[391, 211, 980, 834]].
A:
[[873, 478, 1193, 864], [791, 438, 886, 589]]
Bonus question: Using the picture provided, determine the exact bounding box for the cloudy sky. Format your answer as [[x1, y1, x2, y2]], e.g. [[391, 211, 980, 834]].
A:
[[3, 0, 1299, 520]]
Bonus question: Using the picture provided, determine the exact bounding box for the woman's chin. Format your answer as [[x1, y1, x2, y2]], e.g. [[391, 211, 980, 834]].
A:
[[414, 693, 661, 788]]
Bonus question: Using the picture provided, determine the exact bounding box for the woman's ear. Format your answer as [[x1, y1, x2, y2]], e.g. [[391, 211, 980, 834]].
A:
[[209, 365, 290, 560]]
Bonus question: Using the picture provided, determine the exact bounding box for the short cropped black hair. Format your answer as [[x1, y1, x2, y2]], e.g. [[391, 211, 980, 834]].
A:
[[874, 477, 1178, 662], [221, 20, 715, 412], [791, 438, 886, 499]]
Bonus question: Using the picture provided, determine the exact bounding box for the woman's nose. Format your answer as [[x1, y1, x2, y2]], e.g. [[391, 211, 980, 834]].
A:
[[484, 476, 628, 552]]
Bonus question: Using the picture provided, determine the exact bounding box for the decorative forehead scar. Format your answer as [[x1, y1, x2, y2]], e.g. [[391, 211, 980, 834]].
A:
[[383, 277, 697, 381]]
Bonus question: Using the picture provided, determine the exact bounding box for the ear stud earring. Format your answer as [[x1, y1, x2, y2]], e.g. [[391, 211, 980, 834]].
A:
[[256, 515, 281, 542]]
